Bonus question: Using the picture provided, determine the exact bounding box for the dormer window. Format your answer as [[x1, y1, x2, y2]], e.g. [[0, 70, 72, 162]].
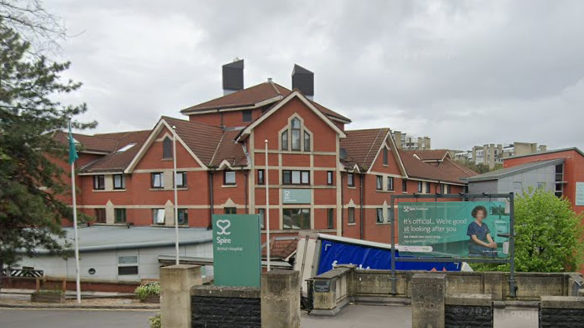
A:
[[280, 116, 312, 152]]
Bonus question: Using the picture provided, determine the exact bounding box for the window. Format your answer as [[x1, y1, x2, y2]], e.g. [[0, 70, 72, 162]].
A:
[[376, 176, 383, 190], [383, 147, 388, 166], [224, 207, 236, 214], [291, 118, 301, 151], [115, 208, 127, 223], [443, 184, 451, 194], [93, 175, 105, 190], [153, 209, 165, 225], [224, 171, 236, 185], [151, 172, 164, 188], [304, 131, 311, 151], [283, 208, 310, 230], [348, 207, 355, 224], [257, 169, 265, 185], [327, 209, 334, 229], [387, 177, 394, 191], [116, 143, 136, 153], [417, 182, 423, 193], [347, 173, 355, 187], [163, 137, 173, 160], [282, 170, 310, 185], [242, 110, 252, 122], [175, 172, 187, 188], [537, 182, 546, 190], [178, 209, 188, 225], [258, 209, 265, 230], [327, 171, 334, 185], [376, 208, 384, 223], [113, 174, 125, 190], [118, 266, 138, 275], [425, 182, 431, 193], [94, 209, 106, 223], [555, 164, 564, 198], [281, 131, 288, 150], [402, 179, 408, 192]]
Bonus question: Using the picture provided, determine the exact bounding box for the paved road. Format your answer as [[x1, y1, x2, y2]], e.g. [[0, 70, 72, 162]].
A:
[[0, 305, 538, 328], [0, 309, 157, 328]]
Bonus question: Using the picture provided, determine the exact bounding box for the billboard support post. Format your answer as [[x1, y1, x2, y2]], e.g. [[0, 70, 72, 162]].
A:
[[389, 193, 516, 298], [389, 195, 397, 295]]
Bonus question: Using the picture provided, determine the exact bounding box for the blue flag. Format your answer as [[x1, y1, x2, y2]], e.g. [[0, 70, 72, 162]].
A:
[[68, 121, 78, 165]]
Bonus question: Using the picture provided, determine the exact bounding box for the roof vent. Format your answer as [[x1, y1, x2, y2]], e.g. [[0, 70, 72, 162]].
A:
[[292, 64, 314, 100], [222, 58, 244, 95]]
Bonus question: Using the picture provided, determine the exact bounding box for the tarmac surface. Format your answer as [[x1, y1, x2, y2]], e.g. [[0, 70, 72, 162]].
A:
[[0, 305, 539, 328]]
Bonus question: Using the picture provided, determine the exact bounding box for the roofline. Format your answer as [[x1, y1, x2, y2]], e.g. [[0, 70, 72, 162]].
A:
[[180, 95, 284, 115], [505, 147, 584, 160], [467, 158, 565, 182], [236, 91, 347, 141], [31, 238, 212, 254], [407, 177, 466, 186]]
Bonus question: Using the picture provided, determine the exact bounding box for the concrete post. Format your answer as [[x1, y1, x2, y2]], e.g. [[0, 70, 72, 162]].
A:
[[411, 273, 446, 328], [261, 270, 300, 328], [160, 265, 202, 328]]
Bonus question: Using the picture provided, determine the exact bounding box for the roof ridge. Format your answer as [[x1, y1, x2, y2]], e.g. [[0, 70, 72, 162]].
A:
[[362, 128, 386, 168], [162, 115, 223, 131], [269, 80, 282, 96], [209, 131, 227, 166]]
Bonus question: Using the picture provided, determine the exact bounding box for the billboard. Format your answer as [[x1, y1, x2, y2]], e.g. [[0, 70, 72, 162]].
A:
[[212, 214, 261, 287], [397, 201, 510, 259]]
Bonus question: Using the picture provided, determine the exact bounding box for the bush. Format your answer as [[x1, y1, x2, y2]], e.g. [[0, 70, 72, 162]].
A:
[[149, 314, 161, 328], [135, 282, 160, 301], [473, 188, 584, 272]]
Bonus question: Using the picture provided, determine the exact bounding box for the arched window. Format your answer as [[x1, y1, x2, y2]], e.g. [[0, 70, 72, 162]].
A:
[[280, 116, 312, 152], [291, 118, 301, 151], [163, 137, 173, 159]]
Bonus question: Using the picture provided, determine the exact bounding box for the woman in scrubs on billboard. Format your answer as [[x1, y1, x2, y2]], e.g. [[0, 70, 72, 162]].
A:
[[467, 205, 498, 257]]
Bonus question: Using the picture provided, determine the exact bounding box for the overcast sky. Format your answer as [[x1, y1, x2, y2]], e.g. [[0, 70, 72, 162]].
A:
[[47, 0, 584, 151]]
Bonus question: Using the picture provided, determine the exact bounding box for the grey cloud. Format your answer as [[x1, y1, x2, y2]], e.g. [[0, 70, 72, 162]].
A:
[[47, 0, 584, 151]]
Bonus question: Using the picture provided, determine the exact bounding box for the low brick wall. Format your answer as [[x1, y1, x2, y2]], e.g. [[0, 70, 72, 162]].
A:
[[539, 296, 584, 328], [445, 294, 493, 328], [191, 285, 261, 328], [2, 276, 140, 293]]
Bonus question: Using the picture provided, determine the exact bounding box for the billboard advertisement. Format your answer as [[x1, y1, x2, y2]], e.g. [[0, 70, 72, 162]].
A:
[[212, 214, 261, 287], [397, 201, 510, 259]]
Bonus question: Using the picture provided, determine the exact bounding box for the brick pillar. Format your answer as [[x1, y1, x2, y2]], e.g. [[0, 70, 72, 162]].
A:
[[411, 273, 446, 328], [160, 265, 202, 328], [261, 270, 300, 328]]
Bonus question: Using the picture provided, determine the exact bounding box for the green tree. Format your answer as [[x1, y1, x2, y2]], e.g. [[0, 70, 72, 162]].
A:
[[474, 188, 584, 272], [0, 20, 94, 287]]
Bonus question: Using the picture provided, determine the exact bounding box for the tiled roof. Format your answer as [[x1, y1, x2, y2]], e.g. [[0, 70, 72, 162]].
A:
[[406, 149, 450, 161], [262, 236, 298, 260], [399, 151, 475, 184], [340, 128, 389, 169], [181, 81, 351, 123], [80, 130, 151, 173], [54, 131, 119, 153], [163, 116, 247, 167]]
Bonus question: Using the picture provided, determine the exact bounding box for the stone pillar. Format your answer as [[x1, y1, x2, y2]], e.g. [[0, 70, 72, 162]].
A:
[[160, 265, 202, 328], [411, 273, 446, 328], [261, 270, 300, 328], [483, 272, 504, 301]]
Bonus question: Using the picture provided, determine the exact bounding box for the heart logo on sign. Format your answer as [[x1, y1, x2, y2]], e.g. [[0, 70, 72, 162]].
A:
[[216, 219, 231, 235]]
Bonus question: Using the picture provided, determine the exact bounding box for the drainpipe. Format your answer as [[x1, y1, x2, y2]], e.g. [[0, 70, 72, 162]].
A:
[[243, 168, 249, 214], [340, 173, 345, 236], [359, 170, 365, 240], [208, 169, 215, 229]]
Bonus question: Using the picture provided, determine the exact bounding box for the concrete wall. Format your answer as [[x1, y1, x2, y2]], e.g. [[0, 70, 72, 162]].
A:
[[17, 242, 213, 281]]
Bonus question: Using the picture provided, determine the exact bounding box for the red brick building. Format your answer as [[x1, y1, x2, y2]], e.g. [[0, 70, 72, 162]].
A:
[[503, 148, 584, 214], [57, 60, 476, 244]]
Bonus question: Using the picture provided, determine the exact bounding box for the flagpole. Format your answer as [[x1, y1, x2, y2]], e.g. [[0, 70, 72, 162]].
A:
[[265, 139, 270, 272], [69, 121, 81, 304], [173, 126, 180, 265]]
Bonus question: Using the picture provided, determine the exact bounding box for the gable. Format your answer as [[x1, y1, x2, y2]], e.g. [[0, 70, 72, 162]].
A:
[[133, 126, 202, 171]]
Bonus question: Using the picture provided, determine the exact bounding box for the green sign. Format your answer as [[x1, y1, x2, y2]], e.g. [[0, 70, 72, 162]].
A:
[[398, 201, 510, 259], [282, 189, 311, 204], [212, 214, 261, 287]]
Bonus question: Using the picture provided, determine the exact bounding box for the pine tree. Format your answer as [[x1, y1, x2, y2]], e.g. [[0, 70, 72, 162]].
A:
[[0, 20, 95, 287]]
